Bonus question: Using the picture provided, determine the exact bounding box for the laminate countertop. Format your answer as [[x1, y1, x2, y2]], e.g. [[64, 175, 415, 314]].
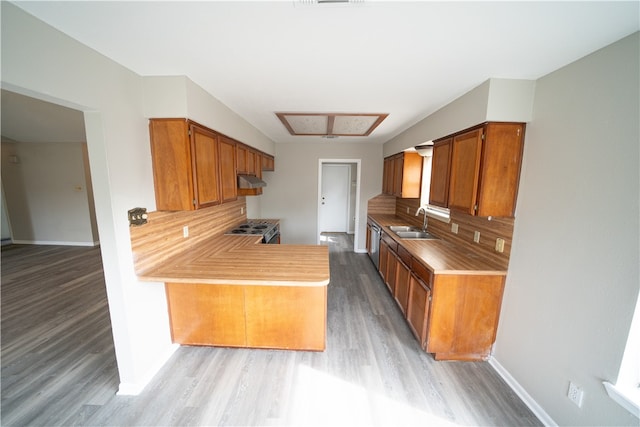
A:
[[137, 234, 330, 287], [369, 214, 507, 276]]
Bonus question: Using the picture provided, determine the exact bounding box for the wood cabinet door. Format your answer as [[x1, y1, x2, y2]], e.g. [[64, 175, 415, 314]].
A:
[[407, 274, 430, 349], [246, 149, 256, 175], [190, 124, 221, 208], [383, 157, 394, 195], [386, 248, 398, 294], [476, 123, 524, 217], [392, 154, 404, 197], [236, 143, 248, 174], [149, 119, 194, 211], [379, 238, 389, 283], [429, 138, 452, 207], [262, 154, 275, 171], [399, 152, 423, 199], [394, 258, 411, 314], [448, 127, 483, 215], [366, 223, 372, 256], [218, 136, 238, 203]]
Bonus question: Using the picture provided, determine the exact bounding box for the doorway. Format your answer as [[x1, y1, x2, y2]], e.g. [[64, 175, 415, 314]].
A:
[[317, 159, 361, 250]]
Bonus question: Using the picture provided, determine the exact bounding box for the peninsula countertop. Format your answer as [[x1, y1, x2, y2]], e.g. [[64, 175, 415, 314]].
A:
[[136, 233, 331, 287]]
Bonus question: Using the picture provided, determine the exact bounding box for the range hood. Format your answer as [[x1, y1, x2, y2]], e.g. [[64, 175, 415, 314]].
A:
[[238, 174, 267, 189]]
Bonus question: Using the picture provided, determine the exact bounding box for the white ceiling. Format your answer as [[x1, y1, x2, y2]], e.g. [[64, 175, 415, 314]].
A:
[[8, 1, 640, 145]]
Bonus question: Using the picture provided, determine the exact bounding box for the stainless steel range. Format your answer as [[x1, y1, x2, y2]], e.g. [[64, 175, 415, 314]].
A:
[[225, 220, 280, 244]]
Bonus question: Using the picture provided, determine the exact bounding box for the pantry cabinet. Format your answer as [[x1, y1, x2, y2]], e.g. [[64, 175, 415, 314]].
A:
[[149, 119, 222, 210], [382, 152, 423, 198], [443, 122, 525, 217]]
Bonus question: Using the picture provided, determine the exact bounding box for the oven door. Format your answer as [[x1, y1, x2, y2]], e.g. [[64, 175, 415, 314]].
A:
[[265, 232, 280, 244]]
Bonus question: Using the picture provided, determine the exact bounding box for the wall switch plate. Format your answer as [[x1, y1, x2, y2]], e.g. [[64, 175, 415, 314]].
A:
[[568, 381, 584, 407], [495, 238, 505, 252], [451, 223, 459, 234], [183, 226, 189, 238], [474, 231, 481, 243]]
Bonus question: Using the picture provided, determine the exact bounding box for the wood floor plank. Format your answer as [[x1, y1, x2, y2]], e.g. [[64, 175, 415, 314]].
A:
[[1, 237, 542, 426]]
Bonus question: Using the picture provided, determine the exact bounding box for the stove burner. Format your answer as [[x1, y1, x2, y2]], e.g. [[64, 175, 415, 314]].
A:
[[224, 220, 279, 243]]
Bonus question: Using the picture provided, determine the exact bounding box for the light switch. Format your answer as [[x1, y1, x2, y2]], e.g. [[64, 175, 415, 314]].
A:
[[474, 231, 481, 243], [495, 238, 505, 252]]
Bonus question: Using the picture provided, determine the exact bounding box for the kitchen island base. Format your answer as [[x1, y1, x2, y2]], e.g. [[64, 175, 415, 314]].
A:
[[165, 283, 327, 351]]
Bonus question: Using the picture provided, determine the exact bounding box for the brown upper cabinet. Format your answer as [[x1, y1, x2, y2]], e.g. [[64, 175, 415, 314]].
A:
[[218, 136, 238, 203], [149, 118, 274, 209], [382, 152, 423, 198], [432, 122, 525, 217], [149, 118, 224, 210], [262, 154, 275, 171], [428, 138, 452, 208]]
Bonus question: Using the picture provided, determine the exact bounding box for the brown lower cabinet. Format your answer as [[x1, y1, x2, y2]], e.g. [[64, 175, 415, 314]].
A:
[[375, 227, 505, 361], [165, 282, 327, 351]]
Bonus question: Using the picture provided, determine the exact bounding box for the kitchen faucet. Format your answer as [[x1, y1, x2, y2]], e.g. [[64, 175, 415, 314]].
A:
[[415, 206, 428, 231]]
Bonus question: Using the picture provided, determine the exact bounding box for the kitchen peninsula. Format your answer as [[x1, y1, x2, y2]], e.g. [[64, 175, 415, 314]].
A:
[[129, 199, 330, 351]]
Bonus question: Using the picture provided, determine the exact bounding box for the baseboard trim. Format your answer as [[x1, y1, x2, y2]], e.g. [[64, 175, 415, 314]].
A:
[[489, 356, 557, 427], [11, 239, 99, 247], [117, 343, 180, 396]]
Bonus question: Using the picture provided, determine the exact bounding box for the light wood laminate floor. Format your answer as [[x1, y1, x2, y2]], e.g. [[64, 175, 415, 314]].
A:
[[1, 235, 541, 426]]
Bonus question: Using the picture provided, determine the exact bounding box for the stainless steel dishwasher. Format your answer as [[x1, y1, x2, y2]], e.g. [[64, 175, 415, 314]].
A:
[[369, 223, 381, 268]]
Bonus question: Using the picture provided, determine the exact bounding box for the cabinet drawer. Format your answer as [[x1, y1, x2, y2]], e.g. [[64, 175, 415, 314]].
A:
[[411, 258, 433, 286], [381, 232, 398, 253], [398, 245, 412, 267]]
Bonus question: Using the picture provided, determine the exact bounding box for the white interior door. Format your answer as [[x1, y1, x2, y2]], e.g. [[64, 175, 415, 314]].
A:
[[319, 164, 350, 233]]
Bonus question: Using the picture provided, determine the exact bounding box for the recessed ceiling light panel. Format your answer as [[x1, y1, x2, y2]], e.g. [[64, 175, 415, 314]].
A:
[[276, 112, 387, 137]]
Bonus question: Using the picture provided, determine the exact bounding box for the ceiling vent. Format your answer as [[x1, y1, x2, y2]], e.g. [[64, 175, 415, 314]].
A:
[[276, 112, 388, 137]]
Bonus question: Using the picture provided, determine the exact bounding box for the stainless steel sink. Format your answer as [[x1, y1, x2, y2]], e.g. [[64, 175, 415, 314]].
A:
[[389, 225, 422, 232], [394, 230, 438, 239]]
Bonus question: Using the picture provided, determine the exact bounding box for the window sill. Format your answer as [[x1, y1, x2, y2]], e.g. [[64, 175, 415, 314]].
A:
[[603, 381, 640, 418]]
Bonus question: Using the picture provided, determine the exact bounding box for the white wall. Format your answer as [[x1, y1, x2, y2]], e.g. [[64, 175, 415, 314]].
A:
[[1, 2, 281, 394], [384, 78, 535, 157], [1, 2, 171, 393], [260, 142, 382, 251], [494, 32, 639, 426], [143, 76, 275, 156], [1, 141, 97, 245]]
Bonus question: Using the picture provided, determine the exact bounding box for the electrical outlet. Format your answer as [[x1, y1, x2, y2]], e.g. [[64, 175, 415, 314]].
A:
[[451, 223, 459, 234], [406, 207, 410, 214], [567, 381, 584, 407], [241, 207, 244, 215], [495, 238, 505, 253], [474, 231, 481, 243], [183, 226, 189, 238]]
